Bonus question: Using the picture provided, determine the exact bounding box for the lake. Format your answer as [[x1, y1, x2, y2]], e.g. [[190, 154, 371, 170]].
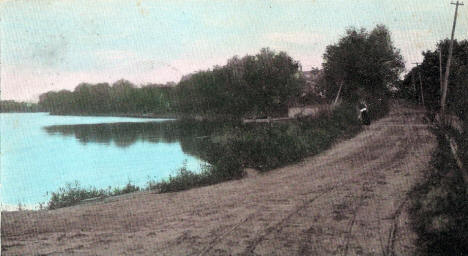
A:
[[0, 113, 207, 209]]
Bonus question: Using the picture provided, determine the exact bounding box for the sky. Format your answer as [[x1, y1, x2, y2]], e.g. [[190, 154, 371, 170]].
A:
[[1, 0, 467, 102]]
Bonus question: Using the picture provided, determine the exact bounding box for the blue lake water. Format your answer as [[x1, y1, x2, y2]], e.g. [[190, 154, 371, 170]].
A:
[[0, 113, 206, 208]]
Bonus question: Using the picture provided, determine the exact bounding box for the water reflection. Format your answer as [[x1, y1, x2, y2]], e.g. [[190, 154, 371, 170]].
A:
[[44, 120, 230, 160]]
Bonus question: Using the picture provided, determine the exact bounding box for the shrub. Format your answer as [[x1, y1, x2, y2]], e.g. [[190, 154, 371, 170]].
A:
[[153, 165, 206, 193], [48, 181, 140, 209], [208, 149, 245, 180], [236, 125, 308, 171], [300, 104, 361, 151], [219, 103, 362, 171], [111, 181, 140, 196], [151, 157, 244, 193], [48, 181, 107, 210]]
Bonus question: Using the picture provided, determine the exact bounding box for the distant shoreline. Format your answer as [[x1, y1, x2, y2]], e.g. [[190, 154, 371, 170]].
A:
[[1, 111, 178, 119], [0, 111, 47, 114], [48, 112, 178, 119]]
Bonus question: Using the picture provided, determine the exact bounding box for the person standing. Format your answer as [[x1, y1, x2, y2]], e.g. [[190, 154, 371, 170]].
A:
[[359, 101, 370, 125]]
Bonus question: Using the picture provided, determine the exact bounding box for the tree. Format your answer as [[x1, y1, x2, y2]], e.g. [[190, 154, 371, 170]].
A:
[[321, 25, 404, 104], [398, 39, 468, 119], [38, 49, 304, 119], [0, 100, 40, 112], [110, 79, 136, 113], [175, 48, 304, 119], [248, 49, 304, 116], [38, 80, 177, 115]]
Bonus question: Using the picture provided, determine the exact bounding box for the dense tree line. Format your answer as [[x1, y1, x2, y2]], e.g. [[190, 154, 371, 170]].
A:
[[177, 48, 304, 118], [39, 80, 176, 115], [398, 39, 468, 120], [39, 29, 406, 120], [0, 100, 40, 112], [39, 48, 304, 119]]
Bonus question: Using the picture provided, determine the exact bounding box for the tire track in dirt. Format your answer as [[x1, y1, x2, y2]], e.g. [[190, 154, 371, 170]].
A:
[[241, 186, 337, 255], [384, 198, 408, 256], [381, 123, 413, 256], [197, 213, 255, 256], [219, 103, 430, 256], [336, 168, 380, 256], [340, 119, 421, 256], [341, 195, 366, 256], [206, 106, 427, 255], [298, 109, 428, 256]]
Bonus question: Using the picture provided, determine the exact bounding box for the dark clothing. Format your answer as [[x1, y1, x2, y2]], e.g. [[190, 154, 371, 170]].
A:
[[361, 109, 370, 125]]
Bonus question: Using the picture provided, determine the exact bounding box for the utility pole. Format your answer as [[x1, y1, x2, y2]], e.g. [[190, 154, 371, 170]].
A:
[[441, 0, 464, 122], [413, 62, 425, 107], [439, 46, 443, 93]]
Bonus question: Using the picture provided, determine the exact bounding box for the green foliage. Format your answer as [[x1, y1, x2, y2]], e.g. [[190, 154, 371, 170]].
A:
[[48, 181, 107, 209], [151, 103, 363, 197], [226, 124, 308, 171], [151, 165, 207, 193], [409, 127, 468, 256], [144, 103, 365, 193], [39, 49, 304, 119], [321, 25, 404, 103], [39, 80, 176, 115], [48, 181, 140, 210], [298, 103, 363, 153], [402, 40, 468, 256], [398, 39, 468, 119], [150, 159, 244, 193], [176, 48, 305, 119], [111, 182, 140, 196], [220, 103, 362, 171], [0, 100, 40, 112]]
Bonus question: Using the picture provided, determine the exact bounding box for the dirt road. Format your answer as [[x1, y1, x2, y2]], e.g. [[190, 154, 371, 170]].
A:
[[1, 103, 435, 255]]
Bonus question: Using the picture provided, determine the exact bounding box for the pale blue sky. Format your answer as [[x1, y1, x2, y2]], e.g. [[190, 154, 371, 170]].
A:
[[1, 0, 467, 101]]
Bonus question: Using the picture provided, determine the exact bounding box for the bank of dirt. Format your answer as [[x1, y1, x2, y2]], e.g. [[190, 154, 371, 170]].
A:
[[1, 103, 435, 255]]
